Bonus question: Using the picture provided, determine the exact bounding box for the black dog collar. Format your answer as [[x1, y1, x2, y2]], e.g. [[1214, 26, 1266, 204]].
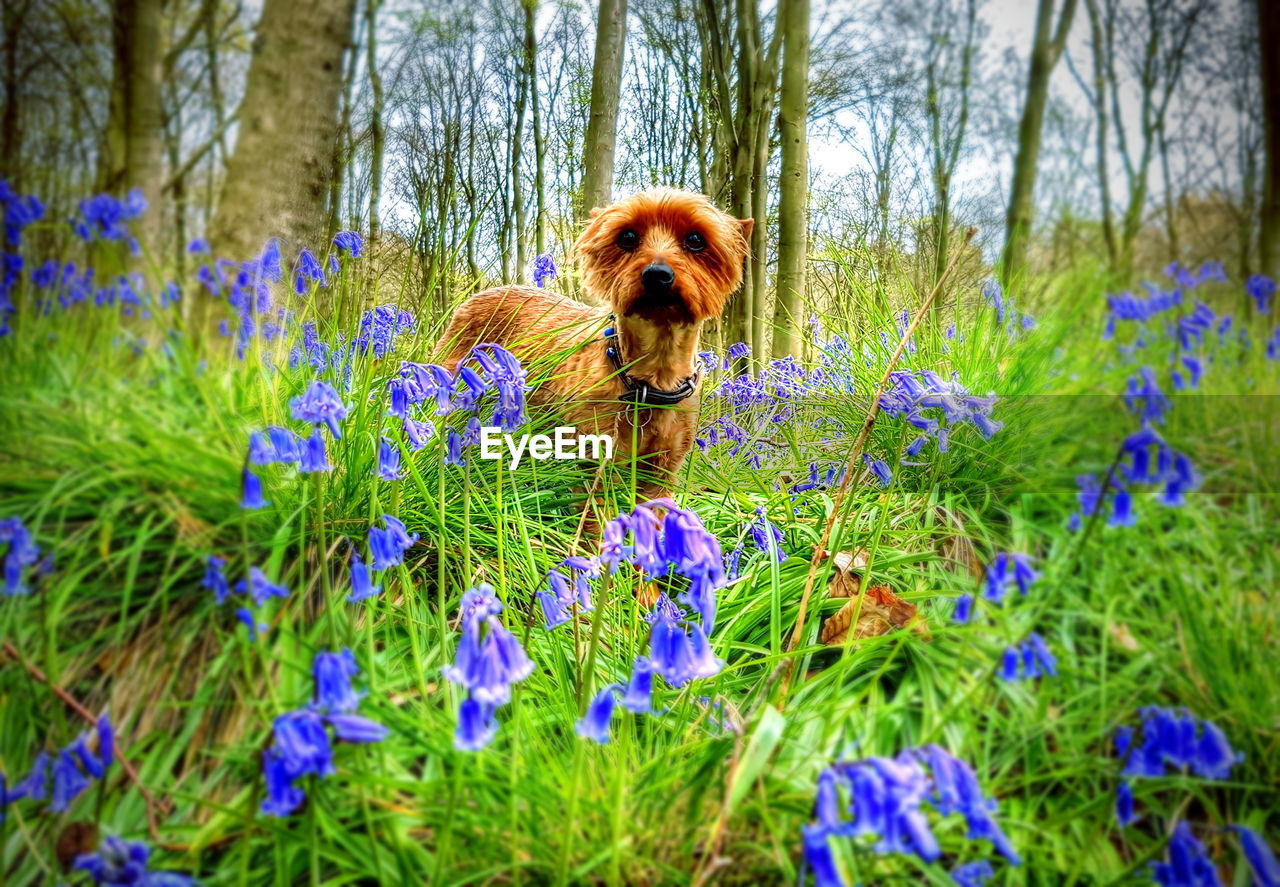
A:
[[603, 317, 701, 406]]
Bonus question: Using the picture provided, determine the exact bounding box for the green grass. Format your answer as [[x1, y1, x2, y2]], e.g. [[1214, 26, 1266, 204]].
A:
[[1, 240, 1277, 885]]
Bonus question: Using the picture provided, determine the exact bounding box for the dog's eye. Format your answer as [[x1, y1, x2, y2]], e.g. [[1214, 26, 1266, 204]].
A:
[[684, 232, 707, 253], [616, 229, 640, 251]]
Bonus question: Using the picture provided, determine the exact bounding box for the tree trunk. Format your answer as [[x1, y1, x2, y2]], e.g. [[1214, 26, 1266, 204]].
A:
[[525, 0, 547, 257], [1259, 0, 1280, 276], [366, 0, 384, 255], [101, 0, 165, 244], [1083, 0, 1117, 269], [0, 0, 32, 184], [771, 0, 808, 359], [999, 0, 1078, 291], [580, 0, 628, 217], [210, 0, 357, 259]]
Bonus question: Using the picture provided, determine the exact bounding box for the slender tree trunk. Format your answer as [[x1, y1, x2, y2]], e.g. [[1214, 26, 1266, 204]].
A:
[[101, 0, 165, 244], [580, 0, 628, 217], [512, 25, 530, 282], [366, 0, 384, 255], [772, 0, 808, 359], [329, 4, 360, 236], [524, 0, 547, 257], [999, 0, 1078, 290], [210, 0, 358, 259], [1259, 0, 1280, 276], [0, 0, 31, 183], [1158, 120, 1178, 261], [1084, 0, 1117, 269]]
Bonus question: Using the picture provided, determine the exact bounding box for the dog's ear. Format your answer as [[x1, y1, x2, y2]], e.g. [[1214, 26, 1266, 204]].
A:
[[738, 217, 754, 241]]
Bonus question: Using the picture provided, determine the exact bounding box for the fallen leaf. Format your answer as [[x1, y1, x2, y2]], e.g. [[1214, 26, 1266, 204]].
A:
[[821, 585, 930, 645], [820, 548, 871, 599]]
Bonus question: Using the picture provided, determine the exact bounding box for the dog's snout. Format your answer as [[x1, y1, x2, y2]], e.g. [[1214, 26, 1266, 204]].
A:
[[642, 263, 675, 290]]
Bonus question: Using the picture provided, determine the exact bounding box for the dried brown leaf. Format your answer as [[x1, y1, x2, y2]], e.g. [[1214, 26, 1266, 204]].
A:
[[1108, 621, 1140, 652], [821, 585, 930, 645]]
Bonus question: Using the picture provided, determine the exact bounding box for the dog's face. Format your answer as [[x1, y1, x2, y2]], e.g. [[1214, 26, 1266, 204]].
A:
[[574, 188, 753, 324]]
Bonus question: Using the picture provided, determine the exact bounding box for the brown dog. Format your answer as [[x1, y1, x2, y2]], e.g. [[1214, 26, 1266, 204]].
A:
[[439, 187, 752, 498]]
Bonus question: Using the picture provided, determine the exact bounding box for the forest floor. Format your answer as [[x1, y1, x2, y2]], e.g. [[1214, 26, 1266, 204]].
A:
[[1, 215, 1278, 885]]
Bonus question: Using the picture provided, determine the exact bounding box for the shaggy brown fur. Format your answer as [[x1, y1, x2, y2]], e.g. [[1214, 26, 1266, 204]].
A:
[[438, 187, 752, 497]]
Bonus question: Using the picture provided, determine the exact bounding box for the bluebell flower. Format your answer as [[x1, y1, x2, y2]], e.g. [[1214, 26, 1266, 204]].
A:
[[290, 380, 349, 438], [648, 601, 723, 686], [449, 367, 486, 414], [444, 605, 535, 706], [454, 697, 497, 751], [235, 607, 267, 640], [537, 570, 576, 629], [1124, 367, 1170, 424], [749, 506, 786, 562], [326, 712, 389, 743], [951, 859, 995, 887], [236, 566, 289, 608], [1230, 825, 1280, 887], [376, 437, 402, 480], [1115, 780, 1137, 826], [299, 427, 331, 473], [313, 649, 361, 713], [982, 278, 1006, 323], [803, 822, 843, 887], [74, 834, 194, 886], [294, 248, 326, 293], [348, 552, 381, 603], [918, 744, 1020, 864], [1, 516, 39, 596], [403, 416, 434, 451], [444, 429, 465, 466], [368, 514, 418, 570], [576, 685, 619, 743], [1247, 274, 1276, 314], [10, 751, 48, 801], [999, 633, 1056, 681], [532, 253, 557, 287], [1196, 260, 1227, 284], [400, 361, 456, 414], [333, 231, 363, 257], [51, 749, 90, 812], [386, 378, 410, 418], [467, 344, 531, 431], [459, 582, 503, 626], [863, 454, 893, 486], [983, 553, 1038, 603], [620, 656, 655, 714], [241, 468, 269, 509], [560, 555, 600, 608], [1151, 821, 1222, 886], [1118, 707, 1243, 780], [261, 750, 307, 817], [184, 236, 209, 254], [727, 342, 750, 361], [202, 555, 230, 604], [263, 710, 334, 812], [953, 593, 974, 624], [1109, 485, 1135, 527]]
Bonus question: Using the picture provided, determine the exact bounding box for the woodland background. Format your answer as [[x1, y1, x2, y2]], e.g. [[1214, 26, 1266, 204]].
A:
[[1, 0, 1274, 352]]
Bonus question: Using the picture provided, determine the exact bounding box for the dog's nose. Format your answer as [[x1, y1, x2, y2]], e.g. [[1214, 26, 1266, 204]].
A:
[[642, 263, 675, 290]]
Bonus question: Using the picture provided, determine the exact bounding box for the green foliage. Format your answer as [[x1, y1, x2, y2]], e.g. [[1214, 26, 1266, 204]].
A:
[[1, 249, 1277, 885]]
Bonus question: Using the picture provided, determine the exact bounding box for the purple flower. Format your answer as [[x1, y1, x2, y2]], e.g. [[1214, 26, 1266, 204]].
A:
[[74, 835, 194, 886], [803, 823, 843, 887], [1118, 707, 1243, 780], [1115, 780, 1137, 826], [620, 656, 655, 714], [235, 607, 267, 640], [863, 454, 893, 487], [648, 600, 723, 686], [749, 506, 786, 563], [982, 278, 1006, 323], [333, 231, 363, 257], [576, 685, 619, 743], [236, 566, 289, 608], [1151, 821, 1222, 887], [444, 429, 465, 466], [532, 253, 557, 287], [1231, 825, 1280, 887], [454, 697, 497, 751], [953, 593, 975, 624], [241, 468, 269, 509], [1247, 274, 1276, 314], [404, 416, 434, 450], [298, 427, 331, 473], [368, 514, 418, 570], [983, 553, 1038, 603], [290, 380, 349, 438], [951, 860, 995, 887], [1, 516, 39, 596], [376, 437, 402, 481], [51, 749, 90, 812], [348, 552, 381, 603], [313, 649, 361, 713], [202, 555, 230, 603]]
